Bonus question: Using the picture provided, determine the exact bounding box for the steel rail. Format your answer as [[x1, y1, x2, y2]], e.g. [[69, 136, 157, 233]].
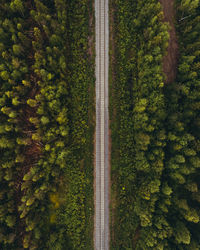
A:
[[95, 0, 109, 249]]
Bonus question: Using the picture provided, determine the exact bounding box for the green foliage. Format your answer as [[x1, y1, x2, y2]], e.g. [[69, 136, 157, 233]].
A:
[[27, 99, 37, 107], [10, 0, 25, 14], [0, 0, 94, 249], [0, 70, 9, 80], [12, 44, 22, 55], [111, 0, 168, 248], [111, 0, 200, 248]]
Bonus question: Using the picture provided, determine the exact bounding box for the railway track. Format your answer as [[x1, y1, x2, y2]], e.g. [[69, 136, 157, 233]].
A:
[[95, 0, 109, 249]]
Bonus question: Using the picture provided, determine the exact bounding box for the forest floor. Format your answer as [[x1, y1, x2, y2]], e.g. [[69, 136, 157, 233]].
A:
[[159, 0, 179, 84]]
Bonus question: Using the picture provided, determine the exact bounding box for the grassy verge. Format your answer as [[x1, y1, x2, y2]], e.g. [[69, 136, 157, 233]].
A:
[[109, 0, 118, 247]]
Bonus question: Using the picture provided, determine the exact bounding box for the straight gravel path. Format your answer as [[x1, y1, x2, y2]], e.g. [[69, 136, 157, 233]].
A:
[[95, 0, 109, 249]]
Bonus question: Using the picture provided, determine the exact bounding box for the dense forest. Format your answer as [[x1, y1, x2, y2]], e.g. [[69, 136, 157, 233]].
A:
[[1, 0, 200, 249], [0, 0, 94, 249], [110, 0, 200, 249]]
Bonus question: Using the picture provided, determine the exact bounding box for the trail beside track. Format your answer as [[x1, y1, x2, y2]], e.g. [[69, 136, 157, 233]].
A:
[[159, 0, 179, 83]]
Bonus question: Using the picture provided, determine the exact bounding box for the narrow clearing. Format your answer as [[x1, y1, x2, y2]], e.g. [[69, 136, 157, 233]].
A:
[[159, 0, 179, 84]]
